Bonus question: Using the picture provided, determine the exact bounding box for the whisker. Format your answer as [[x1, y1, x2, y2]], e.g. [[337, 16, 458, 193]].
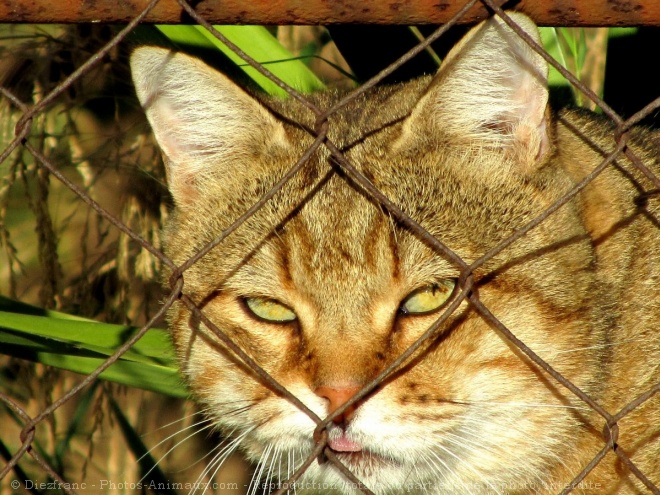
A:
[[138, 419, 215, 484], [552, 337, 651, 354], [248, 443, 273, 495], [449, 418, 574, 491], [136, 406, 219, 478], [263, 444, 281, 495], [139, 417, 212, 463], [202, 441, 241, 495], [175, 426, 245, 475], [403, 451, 431, 494], [192, 427, 253, 495], [290, 448, 299, 495], [418, 450, 454, 494], [141, 408, 208, 436], [433, 442, 497, 495], [276, 446, 284, 493], [465, 400, 589, 411], [286, 448, 293, 494]]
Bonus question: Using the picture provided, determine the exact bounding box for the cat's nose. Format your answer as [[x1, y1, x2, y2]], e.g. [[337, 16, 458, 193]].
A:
[[314, 386, 361, 424]]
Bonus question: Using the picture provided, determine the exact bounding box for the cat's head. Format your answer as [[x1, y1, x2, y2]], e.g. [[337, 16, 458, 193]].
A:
[[131, 13, 604, 493]]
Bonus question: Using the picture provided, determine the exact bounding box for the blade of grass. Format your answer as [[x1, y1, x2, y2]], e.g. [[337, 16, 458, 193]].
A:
[[108, 395, 178, 495], [156, 25, 325, 96], [539, 27, 636, 110], [0, 440, 40, 495], [0, 315, 172, 367], [54, 382, 100, 462], [0, 297, 187, 398], [20, 350, 185, 398], [0, 308, 174, 365], [1, 332, 186, 397]]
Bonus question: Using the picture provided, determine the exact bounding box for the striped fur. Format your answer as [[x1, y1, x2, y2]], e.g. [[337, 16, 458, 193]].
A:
[[131, 13, 659, 494]]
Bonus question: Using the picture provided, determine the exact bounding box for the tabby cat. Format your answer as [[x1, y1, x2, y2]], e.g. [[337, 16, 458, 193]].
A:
[[130, 13, 659, 494]]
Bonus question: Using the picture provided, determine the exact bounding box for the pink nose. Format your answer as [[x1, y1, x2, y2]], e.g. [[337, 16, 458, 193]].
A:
[[314, 386, 361, 424]]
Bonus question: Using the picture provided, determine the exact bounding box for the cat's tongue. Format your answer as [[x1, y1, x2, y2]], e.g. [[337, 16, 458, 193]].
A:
[[328, 434, 362, 453]]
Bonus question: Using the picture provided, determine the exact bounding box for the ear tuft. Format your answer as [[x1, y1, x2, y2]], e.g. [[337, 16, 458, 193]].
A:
[[401, 13, 550, 170], [130, 47, 287, 206]]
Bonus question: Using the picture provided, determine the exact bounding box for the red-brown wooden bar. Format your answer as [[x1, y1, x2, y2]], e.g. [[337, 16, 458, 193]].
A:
[[1, 0, 659, 25]]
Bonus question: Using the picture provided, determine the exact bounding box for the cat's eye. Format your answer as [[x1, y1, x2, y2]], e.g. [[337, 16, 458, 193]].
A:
[[244, 297, 297, 323], [399, 280, 456, 316]]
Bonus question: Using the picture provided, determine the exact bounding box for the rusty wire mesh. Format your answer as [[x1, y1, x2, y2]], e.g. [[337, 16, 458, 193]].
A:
[[1, 0, 659, 494]]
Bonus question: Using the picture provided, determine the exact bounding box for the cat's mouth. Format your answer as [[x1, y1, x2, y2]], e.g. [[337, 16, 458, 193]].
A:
[[328, 448, 397, 479], [324, 436, 398, 476], [328, 434, 362, 453]]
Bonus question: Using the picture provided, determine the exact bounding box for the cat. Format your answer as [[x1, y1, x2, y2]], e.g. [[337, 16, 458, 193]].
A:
[[130, 12, 659, 495]]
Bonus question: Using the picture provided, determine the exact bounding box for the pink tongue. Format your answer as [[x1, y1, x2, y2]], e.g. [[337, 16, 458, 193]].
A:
[[328, 435, 362, 453]]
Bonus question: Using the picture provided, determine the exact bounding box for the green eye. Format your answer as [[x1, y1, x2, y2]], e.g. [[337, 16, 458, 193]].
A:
[[244, 297, 297, 323], [400, 280, 456, 316]]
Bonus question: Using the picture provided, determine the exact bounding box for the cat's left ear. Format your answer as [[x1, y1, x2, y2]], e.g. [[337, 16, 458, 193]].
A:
[[130, 47, 288, 207], [399, 13, 551, 171]]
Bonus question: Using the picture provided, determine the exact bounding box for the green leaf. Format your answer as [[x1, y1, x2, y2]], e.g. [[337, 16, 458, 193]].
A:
[[156, 25, 325, 96], [0, 297, 187, 398], [540, 27, 573, 88], [0, 310, 174, 365], [0, 294, 89, 321]]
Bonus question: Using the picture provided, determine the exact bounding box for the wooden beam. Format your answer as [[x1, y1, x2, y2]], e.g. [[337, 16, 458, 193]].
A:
[[1, 0, 659, 26]]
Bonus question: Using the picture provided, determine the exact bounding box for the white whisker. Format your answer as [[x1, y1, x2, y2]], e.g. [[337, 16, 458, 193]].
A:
[[263, 444, 281, 495], [248, 443, 272, 495], [191, 427, 253, 495], [418, 449, 454, 494], [138, 419, 214, 484], [432, 441, 498, 495], [466, 400, 588, 411], [552, 337, 650, 354], [139, 417, 212, 463], [142, 409, 208, 437]]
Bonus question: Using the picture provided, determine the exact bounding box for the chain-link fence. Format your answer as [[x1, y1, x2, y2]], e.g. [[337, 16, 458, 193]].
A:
[[1, 0, 659, 494]]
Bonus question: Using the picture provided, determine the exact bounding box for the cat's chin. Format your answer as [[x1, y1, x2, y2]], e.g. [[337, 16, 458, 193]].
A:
[[328, 447, 399, 473], [302, 451, 420, 495]]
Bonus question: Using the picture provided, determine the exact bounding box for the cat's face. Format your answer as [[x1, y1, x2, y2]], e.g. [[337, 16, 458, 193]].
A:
[[132, 14, 608, 494]]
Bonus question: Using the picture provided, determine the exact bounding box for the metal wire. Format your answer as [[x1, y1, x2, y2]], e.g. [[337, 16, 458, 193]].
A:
[[0, 1, 658, 494]]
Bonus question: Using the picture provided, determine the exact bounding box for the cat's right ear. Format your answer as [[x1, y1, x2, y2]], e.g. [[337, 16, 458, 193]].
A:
[[396, 13, 551, 174], [130, 47, 287, 207]]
